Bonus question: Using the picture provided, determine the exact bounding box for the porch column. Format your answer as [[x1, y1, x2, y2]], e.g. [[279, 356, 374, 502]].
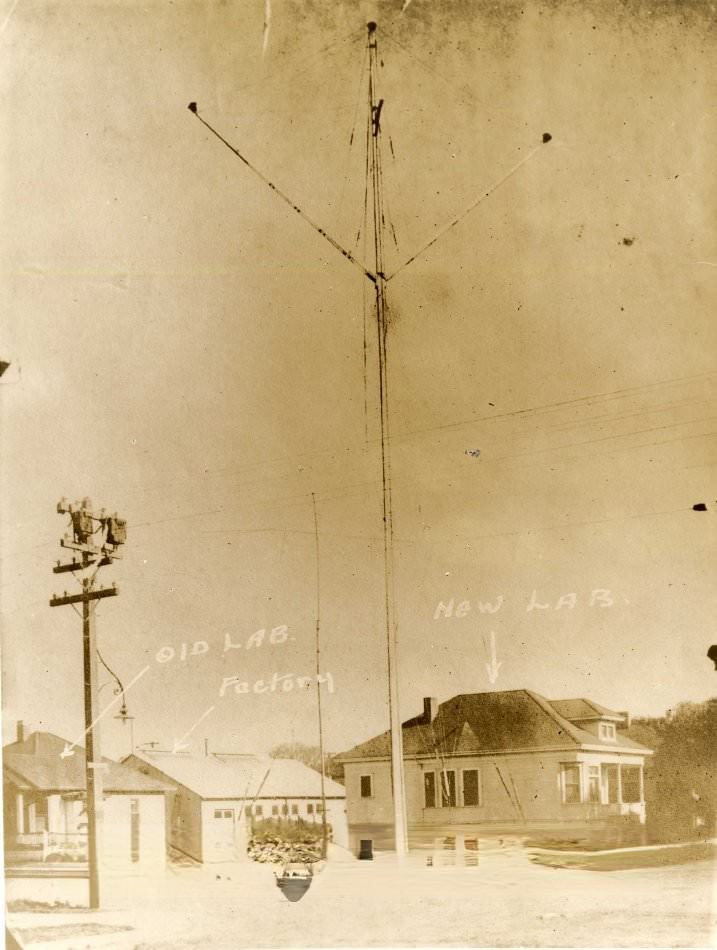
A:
[[16, 792, 24, 834], [47, 794, 61, 832], [616, 764, 623, 805], [639, 765, 645, 803]]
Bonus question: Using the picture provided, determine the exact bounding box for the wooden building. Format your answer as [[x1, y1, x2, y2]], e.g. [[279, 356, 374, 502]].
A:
[[338, 690, 653, 853], [3, 728, 169, 873], [125, 749, 348, 863]]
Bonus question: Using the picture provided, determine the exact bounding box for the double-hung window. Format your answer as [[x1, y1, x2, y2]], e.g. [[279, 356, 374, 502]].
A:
[[440, 769, 457, 807], [561, 763, 582, 803], [424, 771, 437, 808]]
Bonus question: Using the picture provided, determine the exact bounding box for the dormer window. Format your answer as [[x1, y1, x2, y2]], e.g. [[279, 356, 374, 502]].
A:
[[599, 722, 616, 741]]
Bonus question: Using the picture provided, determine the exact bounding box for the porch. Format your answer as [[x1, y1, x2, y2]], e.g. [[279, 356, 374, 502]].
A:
[[6, 830, 88, 866]]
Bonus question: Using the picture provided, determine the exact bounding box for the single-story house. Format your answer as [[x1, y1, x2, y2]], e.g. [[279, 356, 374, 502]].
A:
[[124, 749, 348, 863], [338, 690, 653, 852], [3, 726, 170, 872]]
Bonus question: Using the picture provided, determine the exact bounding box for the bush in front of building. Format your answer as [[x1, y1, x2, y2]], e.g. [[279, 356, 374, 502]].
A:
[[630, 699, 717, 844], [248, 817, 332, 864]]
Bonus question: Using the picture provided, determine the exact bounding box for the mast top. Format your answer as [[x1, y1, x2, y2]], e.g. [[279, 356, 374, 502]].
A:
[[367, 21, 377, 33]]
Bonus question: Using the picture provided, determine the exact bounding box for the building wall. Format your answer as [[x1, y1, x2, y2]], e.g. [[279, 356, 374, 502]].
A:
[[3, 783, 166, 870], [200, 800, 248, 862], [344, 749, 648, 852], [166, 783, 203, 862], [123, 755, 203, 862], [101, 793, 166, 871]]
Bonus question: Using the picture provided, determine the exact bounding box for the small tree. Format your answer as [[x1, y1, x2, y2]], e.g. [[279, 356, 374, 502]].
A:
[[269, 742, 344, 783]]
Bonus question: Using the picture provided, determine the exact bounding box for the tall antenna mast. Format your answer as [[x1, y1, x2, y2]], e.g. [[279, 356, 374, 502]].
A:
[[187, 19, 550, 860], [365, 20, 408, 856]]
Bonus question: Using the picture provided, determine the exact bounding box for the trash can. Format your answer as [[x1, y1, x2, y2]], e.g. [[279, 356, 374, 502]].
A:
[[358, 839, 373, 860]]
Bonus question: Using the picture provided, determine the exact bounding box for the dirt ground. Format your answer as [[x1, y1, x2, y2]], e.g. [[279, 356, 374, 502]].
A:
[[7, 850, 716, 948]]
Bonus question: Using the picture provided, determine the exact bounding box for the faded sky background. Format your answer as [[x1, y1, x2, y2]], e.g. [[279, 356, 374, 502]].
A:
[[1, 0, 715, 761]]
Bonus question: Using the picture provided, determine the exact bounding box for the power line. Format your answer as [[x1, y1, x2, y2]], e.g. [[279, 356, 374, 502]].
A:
[[113, 370, 715, 505]]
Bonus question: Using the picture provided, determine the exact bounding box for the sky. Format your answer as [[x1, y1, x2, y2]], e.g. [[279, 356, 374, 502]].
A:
[[1, 0, 715, 762]]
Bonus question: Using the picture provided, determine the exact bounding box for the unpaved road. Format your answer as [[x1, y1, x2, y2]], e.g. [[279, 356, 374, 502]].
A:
[[8, 853, 716, 948]]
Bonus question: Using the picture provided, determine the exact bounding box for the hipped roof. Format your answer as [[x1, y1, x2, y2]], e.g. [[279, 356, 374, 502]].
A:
[[3, 732, 170, 793], [339, 690, 651, 761]]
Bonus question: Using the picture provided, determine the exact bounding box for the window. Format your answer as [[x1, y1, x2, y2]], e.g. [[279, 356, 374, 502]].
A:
[[587, 766, 601, 803], [245, 805, 252, 817], [271, 805, 279, 816], [360, 775, 373, 798], [213, 809, 233, 819], [462, 769, 480, 807], [281, 803, 289, 816], [440, 770, 456, 808], [601, 764, 619, 804], [424, 771, 436, 808], [599, 722, 616, 741], [621, 765, 641, 804], [316, 803, 324, 814], [306, 803, 314, 815], [561, 764, 582, 803], [254, 805, 263, 817], [291, 803, 299, 816]]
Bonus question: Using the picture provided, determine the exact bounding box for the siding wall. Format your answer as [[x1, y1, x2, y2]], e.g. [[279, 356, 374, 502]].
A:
[[101, 794, 166, 871], [123, 755, 203, 862], [344, 749, 648, 852]]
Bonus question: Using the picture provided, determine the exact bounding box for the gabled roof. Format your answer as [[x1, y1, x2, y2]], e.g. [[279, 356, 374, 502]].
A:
[[548, 698, 625, 722], [127, 750, 346, 800], [338, 690, 652, 761], [3, 732, 170, 793]]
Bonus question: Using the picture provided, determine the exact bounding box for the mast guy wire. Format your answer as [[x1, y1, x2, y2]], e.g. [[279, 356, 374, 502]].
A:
[[387, 135, 551, 281], [187, 103, 377, 285]]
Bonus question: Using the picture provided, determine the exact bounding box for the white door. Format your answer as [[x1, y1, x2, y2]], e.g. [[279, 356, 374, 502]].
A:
[[207, 808, 237, 861]]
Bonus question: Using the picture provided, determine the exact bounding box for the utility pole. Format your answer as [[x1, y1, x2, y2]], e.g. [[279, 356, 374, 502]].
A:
[[311, 493, 329, 859], [50, 498, 127, 909]]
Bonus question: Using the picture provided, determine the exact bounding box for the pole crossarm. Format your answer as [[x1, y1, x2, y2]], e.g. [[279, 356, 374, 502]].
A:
[[187, 104, 377, 286], [50, 586, 118, 608], [53, 556, 112, 574]]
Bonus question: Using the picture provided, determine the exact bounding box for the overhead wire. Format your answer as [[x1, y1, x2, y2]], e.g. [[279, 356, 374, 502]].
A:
[[126, 400, 715, 531], [112, 370, 716, 507]]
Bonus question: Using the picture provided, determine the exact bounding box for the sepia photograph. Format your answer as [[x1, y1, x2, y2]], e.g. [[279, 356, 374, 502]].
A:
[[1, 0, 715, 947]]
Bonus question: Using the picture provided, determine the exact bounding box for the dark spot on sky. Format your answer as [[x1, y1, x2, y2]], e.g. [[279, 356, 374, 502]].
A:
[[542, 132, 552, 143], [488, 402, 495, 407], [622, 237, 635, 246], [692, 503, 707, 511]]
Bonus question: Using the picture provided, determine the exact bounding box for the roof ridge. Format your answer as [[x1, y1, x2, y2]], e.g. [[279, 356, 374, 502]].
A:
[[524, 690, 583, 745]]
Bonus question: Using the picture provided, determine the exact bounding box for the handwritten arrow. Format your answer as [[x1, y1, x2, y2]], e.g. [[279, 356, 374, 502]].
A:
[[484, 631, 502, 684], [172, 705, 216, 754], [60, 665, 150, 758]]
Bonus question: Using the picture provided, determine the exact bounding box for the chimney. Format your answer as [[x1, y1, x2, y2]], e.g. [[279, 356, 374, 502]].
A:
[[16, 721, 24, 743], [617, 710, 631, 729], [423, 697, 438, 724]]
